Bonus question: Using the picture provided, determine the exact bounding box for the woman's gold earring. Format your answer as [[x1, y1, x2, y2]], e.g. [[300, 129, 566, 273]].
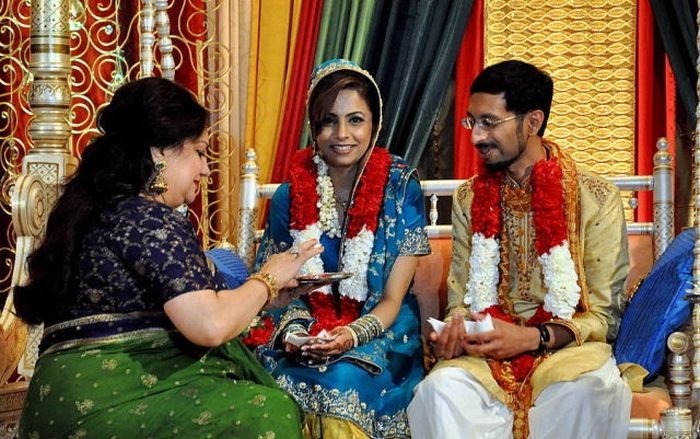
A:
[[149, 161, 168, 194]]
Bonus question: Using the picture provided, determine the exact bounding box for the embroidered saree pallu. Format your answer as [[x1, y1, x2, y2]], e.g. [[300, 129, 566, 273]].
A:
[[20, 313, 304, 438]]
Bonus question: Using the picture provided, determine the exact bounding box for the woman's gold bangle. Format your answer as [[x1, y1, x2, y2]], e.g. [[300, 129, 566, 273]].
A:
[[248, 271, 280, 304]]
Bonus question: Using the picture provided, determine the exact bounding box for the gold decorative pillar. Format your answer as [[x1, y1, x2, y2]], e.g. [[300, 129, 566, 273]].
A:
[[237, 149, 259, 269], [18, 0, 76, 378], [140, 0, 156, 78], [26, 0, 78, 198], [1, 0, 76, 429]]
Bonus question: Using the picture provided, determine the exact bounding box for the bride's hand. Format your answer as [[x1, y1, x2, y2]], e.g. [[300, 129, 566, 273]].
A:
[[303, 326, 354, 357]]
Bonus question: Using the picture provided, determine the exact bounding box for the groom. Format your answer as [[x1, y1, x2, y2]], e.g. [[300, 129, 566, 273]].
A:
[[407, 60, 631, 439]]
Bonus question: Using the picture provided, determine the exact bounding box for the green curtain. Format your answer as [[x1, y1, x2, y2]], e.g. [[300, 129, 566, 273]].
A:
[[363, 0, 472, 166]]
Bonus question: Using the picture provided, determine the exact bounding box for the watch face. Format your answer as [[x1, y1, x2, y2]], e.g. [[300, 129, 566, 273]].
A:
[[295, 272, 353, 285]]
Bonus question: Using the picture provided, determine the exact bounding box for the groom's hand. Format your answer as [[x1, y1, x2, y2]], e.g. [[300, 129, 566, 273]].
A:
[[431, 311, 467, 360], [463, 318, 540, 360]]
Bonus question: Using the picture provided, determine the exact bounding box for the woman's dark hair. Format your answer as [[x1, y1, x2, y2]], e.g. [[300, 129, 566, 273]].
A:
[[13, 77, 208, 324], [470, 60, 553, 136], [308, 70, 381, 141]]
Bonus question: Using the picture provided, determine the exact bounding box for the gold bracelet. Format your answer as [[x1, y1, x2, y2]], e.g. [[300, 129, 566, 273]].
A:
[[248, 271, 280, 304]]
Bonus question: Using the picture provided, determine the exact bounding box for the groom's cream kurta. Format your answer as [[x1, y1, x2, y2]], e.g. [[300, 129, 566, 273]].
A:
[[436, 141, 629, 405]]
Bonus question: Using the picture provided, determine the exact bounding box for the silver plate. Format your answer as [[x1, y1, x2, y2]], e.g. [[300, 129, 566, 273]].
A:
[[296, 272, 353, 285]]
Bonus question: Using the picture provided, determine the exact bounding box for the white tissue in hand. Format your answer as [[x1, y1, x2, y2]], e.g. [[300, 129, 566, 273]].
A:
[[427, 314, 494, 335], [284, 329, 335, 347]]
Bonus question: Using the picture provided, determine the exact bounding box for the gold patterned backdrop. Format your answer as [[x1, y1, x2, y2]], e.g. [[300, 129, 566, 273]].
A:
[[485, 0, 636, 178]]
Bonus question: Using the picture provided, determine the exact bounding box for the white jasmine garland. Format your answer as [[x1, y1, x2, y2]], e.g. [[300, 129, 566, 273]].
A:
[[338, 227, 374, 302], [538, 241, 580, 319], [464, 233, 500, 312], [291, 224, 332, 295], [464, 227, 581, 320], [313, 154, 341, 238], [465, 233, 580, 319]]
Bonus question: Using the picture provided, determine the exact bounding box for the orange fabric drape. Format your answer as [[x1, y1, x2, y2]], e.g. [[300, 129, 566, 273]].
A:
[[270, 0, 324, 183], [453, 0, 484, 179], [244, 0, 299, 185], [636, 0, 670, 222]]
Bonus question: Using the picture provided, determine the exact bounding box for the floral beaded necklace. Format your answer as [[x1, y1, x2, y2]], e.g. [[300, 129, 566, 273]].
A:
[[289, 147, 391, 303]]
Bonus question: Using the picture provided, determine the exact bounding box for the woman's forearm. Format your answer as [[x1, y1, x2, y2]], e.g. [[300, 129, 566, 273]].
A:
[[164, 280, 270, 347]]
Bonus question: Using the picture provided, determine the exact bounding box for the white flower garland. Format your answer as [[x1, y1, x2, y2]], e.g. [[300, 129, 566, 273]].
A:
[[464, 233, 500, 312], [313, 154, 341, 238], [338, 226, 374, 302], [539, 242, 580, 319], [291, 155, 375, 302], [464, 232, 580, 319]]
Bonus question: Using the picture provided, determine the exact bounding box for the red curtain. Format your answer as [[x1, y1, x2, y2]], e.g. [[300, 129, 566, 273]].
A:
[[270, 0, 324, 184], [453, 0, 484, 179], [171, 2, 207, 93], [636, 0, 672, 222]]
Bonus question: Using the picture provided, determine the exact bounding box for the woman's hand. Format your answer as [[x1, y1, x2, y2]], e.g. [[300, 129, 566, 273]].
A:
[[258, 239, 323, 288], [302, 326, 354, 358]]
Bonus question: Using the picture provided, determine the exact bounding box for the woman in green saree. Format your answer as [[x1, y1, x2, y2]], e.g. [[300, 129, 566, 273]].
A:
[[13, 77, 322, 438]]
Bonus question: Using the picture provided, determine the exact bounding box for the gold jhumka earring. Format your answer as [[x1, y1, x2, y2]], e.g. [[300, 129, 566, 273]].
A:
[[149, 161, 168, 194]]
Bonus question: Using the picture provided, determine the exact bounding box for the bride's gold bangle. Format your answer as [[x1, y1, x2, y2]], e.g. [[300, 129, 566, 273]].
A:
[[248, 271, 280, 304]]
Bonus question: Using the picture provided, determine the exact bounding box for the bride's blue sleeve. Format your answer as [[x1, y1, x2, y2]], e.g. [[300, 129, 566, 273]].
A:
[[254, 183, 293, 270], [399, 174, 431, 256]]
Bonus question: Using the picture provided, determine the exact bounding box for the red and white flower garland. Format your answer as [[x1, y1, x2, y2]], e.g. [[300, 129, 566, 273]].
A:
[[289, 148, 391, 303], [465, 159, 581, 321]]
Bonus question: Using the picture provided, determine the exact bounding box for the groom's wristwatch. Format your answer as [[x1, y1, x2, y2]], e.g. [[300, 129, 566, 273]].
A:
[[537, 324, 552, 351]]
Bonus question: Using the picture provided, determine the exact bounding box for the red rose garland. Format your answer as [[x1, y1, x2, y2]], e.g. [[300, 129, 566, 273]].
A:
[[531, 159, 568, 255], [307, 293, 364, 335], [241, 314, 274, 349], [470, 157, 577, 383], [471, 171, 503, 239], [289, 147, 391, 239], [289, 148, 320, 231]]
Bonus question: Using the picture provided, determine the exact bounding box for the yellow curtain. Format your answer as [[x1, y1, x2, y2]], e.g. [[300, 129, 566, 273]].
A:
[[244, 0, 301, 185], [228, 1, 252, 159]]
